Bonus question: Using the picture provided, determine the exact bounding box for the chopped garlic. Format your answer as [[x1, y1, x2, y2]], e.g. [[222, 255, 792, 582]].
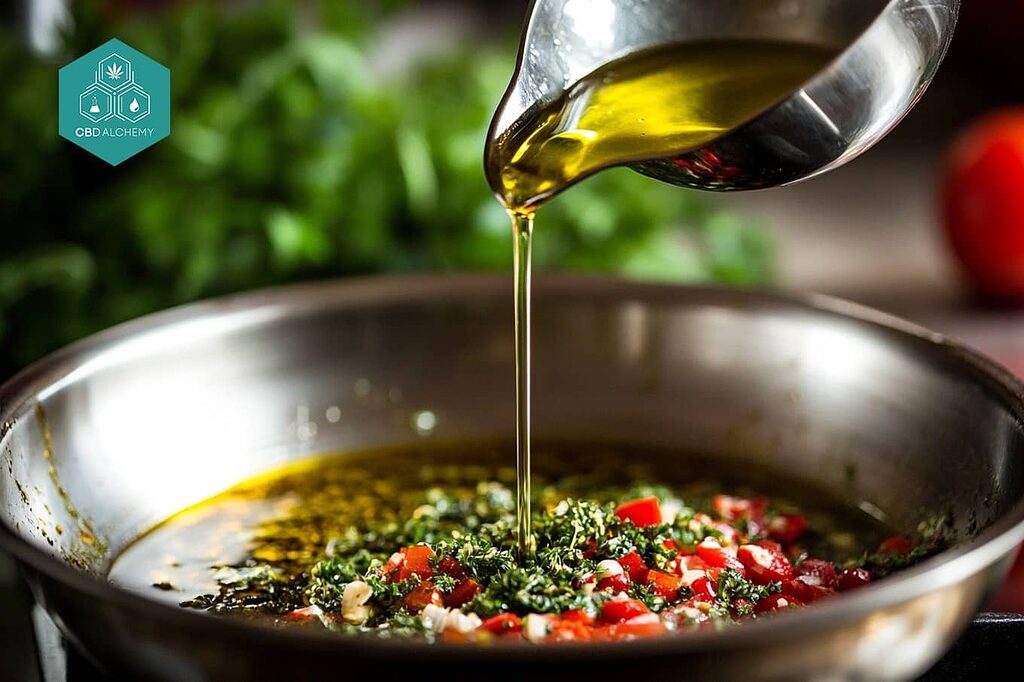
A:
[[595, 559, 624, 580], [341, 580, 373, 624], [443, 609, 482, 634], [523, 614, 551, 643], [419, 605, 482, 634], [661, 498, 683, 524], [679, 569, 707, 588], [421, 603, 450, 632], [744, 544, 772, 567]]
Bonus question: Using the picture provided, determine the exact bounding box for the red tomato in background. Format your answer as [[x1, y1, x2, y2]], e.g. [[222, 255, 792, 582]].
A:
[[942, 109, 1024, 301], [988, 550, 1024, 612]]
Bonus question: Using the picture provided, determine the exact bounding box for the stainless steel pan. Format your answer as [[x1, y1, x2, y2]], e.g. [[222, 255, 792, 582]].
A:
[[1, 275, 1023, 680]]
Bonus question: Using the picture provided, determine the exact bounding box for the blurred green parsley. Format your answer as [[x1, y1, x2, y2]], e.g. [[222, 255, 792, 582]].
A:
[[0, 0, 773, 377]]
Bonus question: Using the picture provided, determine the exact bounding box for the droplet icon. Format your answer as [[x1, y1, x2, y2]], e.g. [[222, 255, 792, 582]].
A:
[[129, 98, 140, 113]]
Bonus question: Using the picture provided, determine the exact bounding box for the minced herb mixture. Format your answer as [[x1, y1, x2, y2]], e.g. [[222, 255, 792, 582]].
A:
[[153, 449, 944, 643]]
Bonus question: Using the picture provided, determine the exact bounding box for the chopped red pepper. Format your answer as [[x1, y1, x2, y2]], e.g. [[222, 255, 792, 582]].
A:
[[615, 496, 663, 527], [696, 537, 746, 572], [738, 543, 795, 585], [690, 575, 717, 603], [404, 580, 443, 611], [618, 551, 650, 583], [646, 569, 683, 600], [396, 544, 435, 582], [445, 578, 480, 608], [600, 598, 650, 624], [597, 573, 630, 593], [437, 556, 467, 580], [481, 613, 522, 634]]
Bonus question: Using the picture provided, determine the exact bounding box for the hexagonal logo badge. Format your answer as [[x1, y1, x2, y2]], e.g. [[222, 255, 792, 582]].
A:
[[59, 39, 170, 165]]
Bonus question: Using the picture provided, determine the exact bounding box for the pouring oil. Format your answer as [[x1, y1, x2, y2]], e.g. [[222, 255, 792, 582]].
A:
[[486, 40, 834, 563]]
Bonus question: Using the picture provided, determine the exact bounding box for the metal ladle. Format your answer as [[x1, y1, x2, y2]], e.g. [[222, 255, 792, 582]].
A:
[[487, 0, 960, 191]]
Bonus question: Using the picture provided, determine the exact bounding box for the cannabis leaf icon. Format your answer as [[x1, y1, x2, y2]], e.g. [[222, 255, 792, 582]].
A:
[[106, 63, 123, 80]]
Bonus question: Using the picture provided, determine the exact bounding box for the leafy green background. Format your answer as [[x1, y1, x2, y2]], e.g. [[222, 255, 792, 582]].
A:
[[0, 1, 773, 377]]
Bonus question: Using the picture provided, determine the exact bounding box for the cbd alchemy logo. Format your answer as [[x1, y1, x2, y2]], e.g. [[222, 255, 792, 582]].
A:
[[59, 39, 170, 165]]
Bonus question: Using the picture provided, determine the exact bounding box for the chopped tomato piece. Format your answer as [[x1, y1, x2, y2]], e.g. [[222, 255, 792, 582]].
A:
[[597, 573, 630, 593], [795, 559, 837, 589], [738, 543, 795, 585], [767, 513, 807, 545], [445, 578, 480, 608], [607, 614, 666, 639], [696, 537, 746, 572], [437, 556, 467, 580], [404, 580, 443, 611], [836, 567, 872, 592], [481, 613, 522, 634], [713, 495, 768, 521], [600, 598, 650, 624], [561, 609, 596, 626], [615, 496, 663, 527], [618, 551, 650, 583], [754, 593, 803, 614], [662, 538, 679, 552], [878, 536, 914, 555], [690, 575, 717, 603], [646, 569, 683, 599], [396, 544, 435, 581]]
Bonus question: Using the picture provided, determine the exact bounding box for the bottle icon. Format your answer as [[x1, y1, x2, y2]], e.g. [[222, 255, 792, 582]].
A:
[[89, 96, 100, 114]]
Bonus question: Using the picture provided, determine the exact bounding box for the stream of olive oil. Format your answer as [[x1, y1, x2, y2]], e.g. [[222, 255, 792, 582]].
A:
[[488, 41, 834, 563]]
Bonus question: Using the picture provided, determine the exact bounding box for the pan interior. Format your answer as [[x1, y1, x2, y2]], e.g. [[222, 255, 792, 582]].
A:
[[1, 280, 1022, 585]]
